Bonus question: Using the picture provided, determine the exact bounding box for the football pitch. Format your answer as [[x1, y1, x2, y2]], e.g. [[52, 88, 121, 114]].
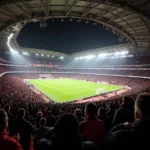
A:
[[27, 78, 123, 103]]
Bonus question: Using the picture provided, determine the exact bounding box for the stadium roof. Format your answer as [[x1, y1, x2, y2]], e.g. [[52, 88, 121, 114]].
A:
[[0, 0, 150, 57]]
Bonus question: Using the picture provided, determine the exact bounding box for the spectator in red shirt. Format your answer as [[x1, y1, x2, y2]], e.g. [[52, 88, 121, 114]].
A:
[[80, 103, 106, 147], [0, 109, 23, 150]]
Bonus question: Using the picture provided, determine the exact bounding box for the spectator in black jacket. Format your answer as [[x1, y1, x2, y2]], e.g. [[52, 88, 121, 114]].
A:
[[33, 118, 53, 149], [106, 93, 150, 147], [15, 108, 34, 150], [46, 111, 56, 127], [26, 111, 35, 126], [35, 112, 43, 128], [5, 104, 13, 119], [106, 103, 115, 123], [98, 107, 109, 131], [113, 96, 134, 125], [98, 107, 107, 123]]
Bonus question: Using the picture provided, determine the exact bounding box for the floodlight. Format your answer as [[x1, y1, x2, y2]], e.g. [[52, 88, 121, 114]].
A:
[[41, 54, 44, 56], [60, 56, 64, 59], [127, 55, 133, 57], [23, 52, 28, 55], [120, 55, 126, 58], [86, 55, 96, 58], [36, 53, 39, 56], [98, 53, 107, 57], [52, 56, 54, 58], [7, 33, 15, 52], [114, 52, 120, 55], [110, 56, 115, 58], [120, 51, 128, 55]]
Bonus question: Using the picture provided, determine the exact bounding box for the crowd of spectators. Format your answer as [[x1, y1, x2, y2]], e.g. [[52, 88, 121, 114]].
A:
[[1, 68, 150, 149], [2, 64, 150, 77], [1, 91, 150, 149], [51, 68, 150, 77], [0, 74, 45, 103]]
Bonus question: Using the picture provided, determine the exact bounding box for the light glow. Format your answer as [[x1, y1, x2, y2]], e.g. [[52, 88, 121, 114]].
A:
[[7, 33, 18, 54], [22, 52, 28, 55]]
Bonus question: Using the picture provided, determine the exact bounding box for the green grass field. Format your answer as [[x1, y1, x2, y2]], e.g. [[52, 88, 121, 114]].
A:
[[27, 78, 122, 103]]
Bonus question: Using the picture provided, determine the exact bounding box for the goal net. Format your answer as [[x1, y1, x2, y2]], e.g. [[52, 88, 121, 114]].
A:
[[96, 88, 106, 95]]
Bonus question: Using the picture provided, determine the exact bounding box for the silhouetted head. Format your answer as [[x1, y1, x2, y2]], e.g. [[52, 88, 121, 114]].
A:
[[39, 118, 46, 128], [74, 108, 82, 118], [85, 103, 97, 118], [122, 96, 130, 105], [135, 93, 150, 120], [18, 108, 25, 119], [53, 113, 81, 148], [98, 107, 106, 117], [5, 105, 10, 112], [48, 111, 52, 116], [37, 112, 43, 118]]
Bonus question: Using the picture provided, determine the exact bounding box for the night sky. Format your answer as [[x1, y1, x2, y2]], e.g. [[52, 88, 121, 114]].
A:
[[17, 18, 126, 54]]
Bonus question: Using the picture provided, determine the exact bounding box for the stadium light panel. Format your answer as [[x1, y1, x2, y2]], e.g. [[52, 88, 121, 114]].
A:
[[98, 53, 108, 57], [120, 51, 128, 55], [127, 55, 133, 57], [47, 55, 50, 57], [7, 33, 20, 55], [114, 52, 120, 56], [7, 33, 16, 53], [36, 53, 39, 56], [41, 54, 44, 56], [15, 51, 18, 54], [92, 55, 96, 58], [85, 55, 96, 59], [11, 50, 18, 55], [22, 52, 28, 55], [60, 56, 64, 59], [110, 56, 116, 58], [120, 55, 126, 58], [52, 56, 54, 58]]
